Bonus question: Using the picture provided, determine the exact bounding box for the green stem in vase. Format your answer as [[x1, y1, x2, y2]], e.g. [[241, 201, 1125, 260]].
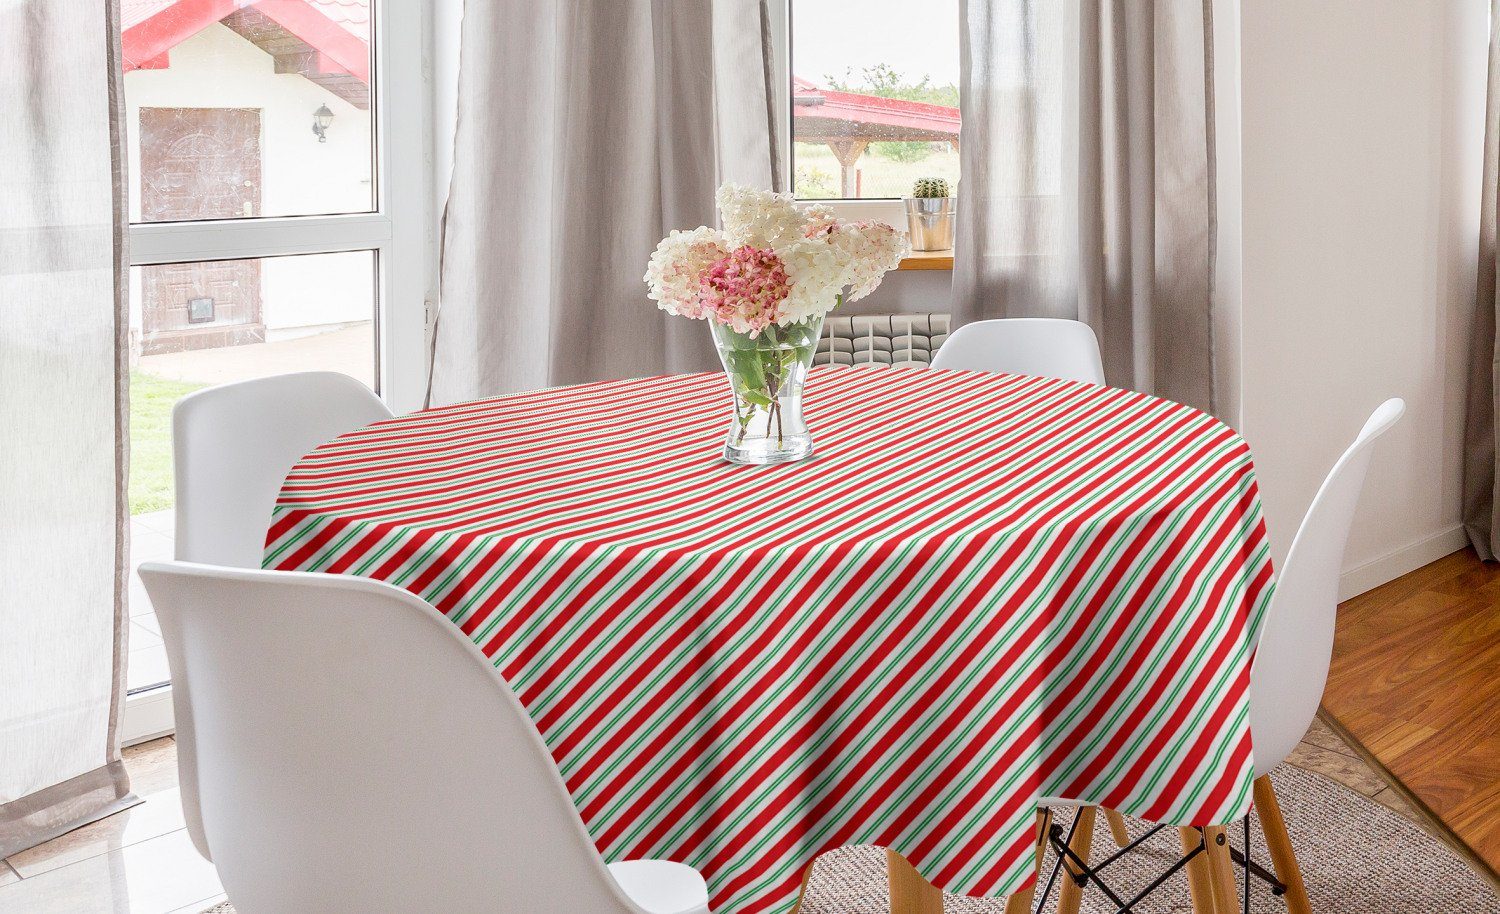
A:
[[734, 395, 750, 444], [763, 348, 783, 445]]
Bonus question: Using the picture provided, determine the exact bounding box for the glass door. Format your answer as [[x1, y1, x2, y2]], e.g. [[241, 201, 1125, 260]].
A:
[[117, 0, 427, 698]]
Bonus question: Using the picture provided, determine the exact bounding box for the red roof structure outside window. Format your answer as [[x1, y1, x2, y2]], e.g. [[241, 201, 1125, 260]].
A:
[[122, 0, 371, 108], [789, 0, 962, 200]]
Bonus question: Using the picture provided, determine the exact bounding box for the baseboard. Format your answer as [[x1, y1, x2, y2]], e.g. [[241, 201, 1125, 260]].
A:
[[120, 685, 175, 747], [1339, 524, 1469, 601]]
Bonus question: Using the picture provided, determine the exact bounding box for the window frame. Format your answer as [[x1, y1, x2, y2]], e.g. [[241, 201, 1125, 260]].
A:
[[776, 0, 950, 228], [124, 0, 431, 416], [121, 0, 433, 744]]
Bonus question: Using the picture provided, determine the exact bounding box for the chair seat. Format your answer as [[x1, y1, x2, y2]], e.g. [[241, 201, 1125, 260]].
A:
[[608, 860, 711, 914]]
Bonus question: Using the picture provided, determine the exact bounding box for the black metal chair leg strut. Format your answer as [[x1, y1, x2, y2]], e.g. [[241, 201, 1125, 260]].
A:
[[1032, 812, 1273, 914]]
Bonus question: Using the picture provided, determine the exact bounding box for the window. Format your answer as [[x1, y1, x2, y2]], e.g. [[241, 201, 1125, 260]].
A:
[[118, 0, 427, 709], [125, 2, 375, 222], [789, 0, 961, 201]]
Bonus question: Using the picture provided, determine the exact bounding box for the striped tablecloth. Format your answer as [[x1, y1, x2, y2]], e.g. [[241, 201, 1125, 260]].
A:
[[264, 366, 1274, 913]]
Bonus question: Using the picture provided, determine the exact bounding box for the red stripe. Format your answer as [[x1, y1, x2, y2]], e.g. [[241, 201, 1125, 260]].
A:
[[266, 370, 931, 552], [521, 379, 1145, 705], [465, 373, 1046, 661], [907, 476, 1262, 890], [1043, 476, 1265, 806]]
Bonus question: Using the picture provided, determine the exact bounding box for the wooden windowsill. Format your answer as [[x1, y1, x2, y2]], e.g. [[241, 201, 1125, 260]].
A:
[[898, 250, 954, 271]]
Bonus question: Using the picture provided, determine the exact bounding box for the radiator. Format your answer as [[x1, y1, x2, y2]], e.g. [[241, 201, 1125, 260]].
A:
[[815, 314, 951, 367]]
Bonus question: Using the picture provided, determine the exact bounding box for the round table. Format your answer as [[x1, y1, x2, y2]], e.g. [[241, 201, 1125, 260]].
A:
[[265, 366, 1274, 914]]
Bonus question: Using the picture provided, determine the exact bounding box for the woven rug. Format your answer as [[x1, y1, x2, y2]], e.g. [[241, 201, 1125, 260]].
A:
[[201, 765, 1498, 913]]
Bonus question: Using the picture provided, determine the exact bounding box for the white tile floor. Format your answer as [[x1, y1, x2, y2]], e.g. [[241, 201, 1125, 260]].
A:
[[129, 510, 176, 693], [0, 738, 227, 914]]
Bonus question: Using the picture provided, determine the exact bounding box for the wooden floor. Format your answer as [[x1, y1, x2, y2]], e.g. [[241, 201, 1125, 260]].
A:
[[1323, 547, 1500, 890]]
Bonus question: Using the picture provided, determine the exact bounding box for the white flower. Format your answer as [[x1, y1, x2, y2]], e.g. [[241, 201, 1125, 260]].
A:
[[716, 184, 808, 250], [829, 221, 908, 302], [777, 236, 854, 323], [801, 203, 839, 239], [643, 226, 727, 319]]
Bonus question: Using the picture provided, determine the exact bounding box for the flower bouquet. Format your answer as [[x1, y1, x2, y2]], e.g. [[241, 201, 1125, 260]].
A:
[[645, 185, 907, 464]]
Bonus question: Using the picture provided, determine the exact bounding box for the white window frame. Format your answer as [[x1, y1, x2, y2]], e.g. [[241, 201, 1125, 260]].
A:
[[125, 0, 430, 416], [122, 0, 433, 745], [774, 0, 938, 229]]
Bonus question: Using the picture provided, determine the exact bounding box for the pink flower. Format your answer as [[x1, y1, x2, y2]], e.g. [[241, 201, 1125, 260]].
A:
[[695, 246, 791, 336], [644, 227, 728, 319]]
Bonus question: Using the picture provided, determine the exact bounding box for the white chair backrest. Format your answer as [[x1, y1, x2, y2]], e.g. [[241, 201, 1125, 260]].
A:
[[1248, 398, 1405, 776], [931, 318, 1107, 384], [173, 372, 390, 567], [138, 561, 654, 914]]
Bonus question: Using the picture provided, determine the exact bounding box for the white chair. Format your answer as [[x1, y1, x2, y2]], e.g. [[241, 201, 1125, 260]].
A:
[[1038, 398, 1406, 914], [173, 371, 391, 567], [931, 318, 1107, 385], [138, 561, 712, 914]]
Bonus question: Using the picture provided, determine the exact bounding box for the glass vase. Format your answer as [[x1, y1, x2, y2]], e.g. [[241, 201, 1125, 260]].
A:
[[710, 316, 823, 465]]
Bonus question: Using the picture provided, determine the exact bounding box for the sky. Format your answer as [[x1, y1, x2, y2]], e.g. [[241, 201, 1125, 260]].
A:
[[791, 0, 961, 89]]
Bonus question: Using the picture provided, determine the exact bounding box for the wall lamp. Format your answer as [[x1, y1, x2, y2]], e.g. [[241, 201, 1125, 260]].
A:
[[312, 104, 334, 143]]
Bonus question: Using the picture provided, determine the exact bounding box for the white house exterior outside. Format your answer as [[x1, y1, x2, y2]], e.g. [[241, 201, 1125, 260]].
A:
[[122, 3, 375, 362]]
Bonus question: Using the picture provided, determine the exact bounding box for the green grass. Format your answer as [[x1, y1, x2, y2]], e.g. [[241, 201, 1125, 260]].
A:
[[130, 372, 208, 516], [793, 142, 960, 200]]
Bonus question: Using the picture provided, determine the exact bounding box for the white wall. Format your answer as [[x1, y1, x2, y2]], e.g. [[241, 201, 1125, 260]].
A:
[[847, 269, 953, 316], [124, 24, 374, 331], [1235, 0, 1487, 594]]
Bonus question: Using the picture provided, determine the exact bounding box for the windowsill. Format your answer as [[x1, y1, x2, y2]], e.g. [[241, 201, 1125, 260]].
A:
[[898, 250, 953, 271]]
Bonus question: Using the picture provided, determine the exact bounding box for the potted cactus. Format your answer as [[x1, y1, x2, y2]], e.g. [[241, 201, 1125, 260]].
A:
[[905, 177, 956, 252]]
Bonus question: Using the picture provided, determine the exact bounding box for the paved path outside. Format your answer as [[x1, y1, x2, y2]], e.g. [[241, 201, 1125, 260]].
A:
[[137, 323, 374, 388]]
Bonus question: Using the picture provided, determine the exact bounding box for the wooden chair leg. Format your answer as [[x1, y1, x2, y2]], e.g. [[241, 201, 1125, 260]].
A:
[[1204, 825, 1240, 913], [1104, 808, 1131, 848], [1056, 806, 1097, 914], [1004, 808, 1052, 914], [788, 857, 817, 914], [1255, 774, 1313, 914], [1178, 827, 1217, 914], [886, 848, 944, 914]]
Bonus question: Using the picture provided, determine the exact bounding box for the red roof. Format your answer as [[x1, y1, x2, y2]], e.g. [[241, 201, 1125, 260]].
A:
[[793, 76, 960, 140], [122, 0, 369, 84]]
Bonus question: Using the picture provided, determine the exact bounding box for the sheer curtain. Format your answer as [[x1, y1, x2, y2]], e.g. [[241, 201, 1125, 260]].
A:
[[0, 0, 137, 855], [430, 0, 780, 404], [956, 0, 1220, 414]]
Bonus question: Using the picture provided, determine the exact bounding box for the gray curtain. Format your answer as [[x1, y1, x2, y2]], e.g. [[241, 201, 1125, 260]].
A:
[[430, 0, 780, 405], [1463, 0, 1500, 560], [0, 0, 137, 856], [955, 0, 1219, 414]]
